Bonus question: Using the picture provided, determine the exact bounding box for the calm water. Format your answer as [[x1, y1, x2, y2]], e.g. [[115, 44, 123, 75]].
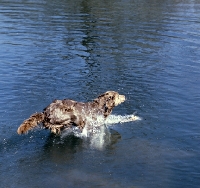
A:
[[0, 0, 200, 187]]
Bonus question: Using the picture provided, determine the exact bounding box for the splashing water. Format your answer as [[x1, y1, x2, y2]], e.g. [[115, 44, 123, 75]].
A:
[[105, 114, 142, 125], [61, 114, 141, 149]]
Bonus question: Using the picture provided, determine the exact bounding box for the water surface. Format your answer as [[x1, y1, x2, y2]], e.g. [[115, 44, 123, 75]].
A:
[[0, 0, 200, 187]]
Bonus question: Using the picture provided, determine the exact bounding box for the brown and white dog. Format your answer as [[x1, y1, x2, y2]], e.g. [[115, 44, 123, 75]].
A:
[[17, 91, 126, 135]]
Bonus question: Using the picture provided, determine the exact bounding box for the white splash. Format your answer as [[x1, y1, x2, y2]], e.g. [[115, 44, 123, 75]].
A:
[[61, 114, 141, 149], [105, 114, 142, 125]]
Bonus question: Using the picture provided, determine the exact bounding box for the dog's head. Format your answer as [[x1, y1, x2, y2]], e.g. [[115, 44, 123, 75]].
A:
[[94, 91, 125, 117]]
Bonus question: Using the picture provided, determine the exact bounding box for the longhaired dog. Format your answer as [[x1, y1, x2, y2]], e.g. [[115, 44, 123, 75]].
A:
[[17, 91, 126, 135]]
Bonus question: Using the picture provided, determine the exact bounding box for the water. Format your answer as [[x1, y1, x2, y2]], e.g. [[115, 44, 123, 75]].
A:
[[0, 0, 200, 187]]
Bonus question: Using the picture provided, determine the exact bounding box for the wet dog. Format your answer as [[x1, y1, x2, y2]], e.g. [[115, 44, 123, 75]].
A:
[[17, 91, 126, 135]]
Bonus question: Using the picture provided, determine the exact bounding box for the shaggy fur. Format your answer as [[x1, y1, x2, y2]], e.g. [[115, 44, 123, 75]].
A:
[[17, 91, 125, 135]]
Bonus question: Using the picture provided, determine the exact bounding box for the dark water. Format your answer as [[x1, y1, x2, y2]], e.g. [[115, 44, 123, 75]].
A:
[[0, 0, 200, 187]]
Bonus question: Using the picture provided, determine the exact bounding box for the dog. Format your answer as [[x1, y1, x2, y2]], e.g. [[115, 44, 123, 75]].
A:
[[17, 91, 126, 135]]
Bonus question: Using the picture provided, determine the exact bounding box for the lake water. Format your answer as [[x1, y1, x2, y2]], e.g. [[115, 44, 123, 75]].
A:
[[0, 0, 200, 187]]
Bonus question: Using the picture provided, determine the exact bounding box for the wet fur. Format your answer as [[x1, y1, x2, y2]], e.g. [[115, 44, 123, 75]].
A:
[[17, 91, 125, 135]]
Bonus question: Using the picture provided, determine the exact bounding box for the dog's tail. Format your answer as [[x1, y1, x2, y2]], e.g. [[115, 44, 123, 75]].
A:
[[17, 112, 44, 134]]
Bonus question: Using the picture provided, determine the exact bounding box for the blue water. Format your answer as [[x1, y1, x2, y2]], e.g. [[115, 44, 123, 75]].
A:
[[0, 0, 200, 187]]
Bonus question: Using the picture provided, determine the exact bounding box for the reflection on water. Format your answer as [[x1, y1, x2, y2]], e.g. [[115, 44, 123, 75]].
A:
[[43, 128, 121, 159], [43, 134, 84, 162], [0, 0, 200, 187]]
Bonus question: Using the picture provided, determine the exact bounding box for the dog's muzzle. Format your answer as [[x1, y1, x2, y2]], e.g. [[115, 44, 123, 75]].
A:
[[120, 95, 126, 102]]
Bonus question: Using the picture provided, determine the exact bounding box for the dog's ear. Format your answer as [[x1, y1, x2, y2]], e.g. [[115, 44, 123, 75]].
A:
[[103, 95, 116, 117], [105, 105, 112, 113]]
